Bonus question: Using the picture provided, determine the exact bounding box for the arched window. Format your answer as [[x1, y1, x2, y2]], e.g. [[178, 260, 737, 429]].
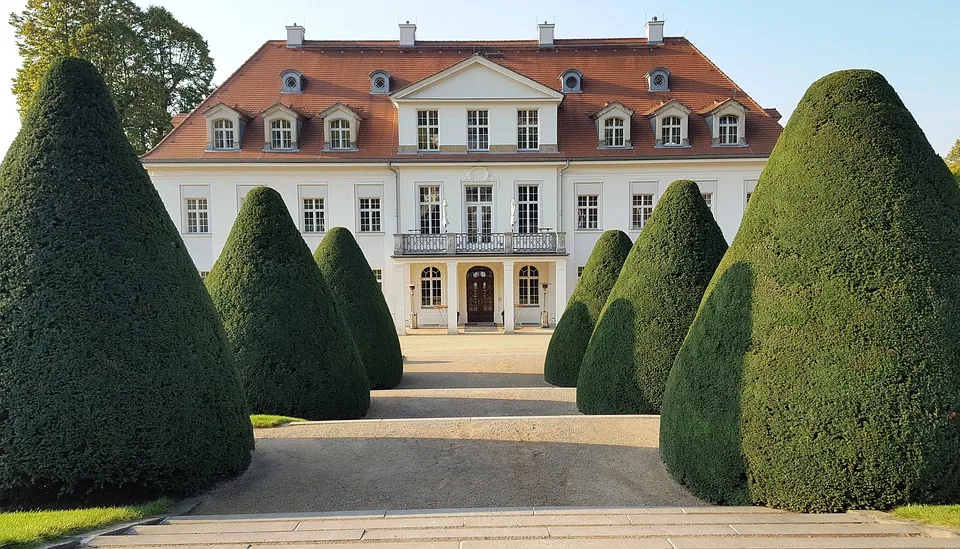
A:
[[661, 116, 681, 146], [603, 117, 625, 147], [271, 119, 293, 149], [719, 115, 739, 145], [330, 119, 351, 149], [518, 265, 540, 306], [213, 119, 235, 149], [421, 267, 442, 307]]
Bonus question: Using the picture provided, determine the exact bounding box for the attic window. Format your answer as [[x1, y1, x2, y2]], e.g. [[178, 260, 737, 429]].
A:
[[647, 68, 670, 92], [561, 69, 582, 93], [280, 70, 303, 93], [369, 70, 391, 94], [285, 76, 297, 88]]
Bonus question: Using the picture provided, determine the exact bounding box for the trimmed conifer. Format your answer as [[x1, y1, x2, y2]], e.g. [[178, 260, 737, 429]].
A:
[[576, 181, 727, 414], [0, 57, 253, 508], [661, 70, 960, 512], [544, 230, 632, 386], [314, 227, 403, 389], [206, 187, 370, 420]]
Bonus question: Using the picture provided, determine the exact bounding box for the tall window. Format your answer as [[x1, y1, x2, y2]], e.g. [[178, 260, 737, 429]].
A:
[[517, 110, 539, 150], [330, 119, 351, 149], [661, 116, 681, 146], [518, 265, 540, 306], [271, 119, 293, 149], [746, 191, 753, 203], [577, 195, 598, 230], [465, 186, 493, 242], [419, 186, 441, 234], [185, 198, 208, 233], [702, 192, 713, 211], [302, 198, 325, 233], [632, 194, 654, 230], [213, 119, 235, 149], [372, 269, 382, 289], [417, 110, 439, 150], [359, 197, 381, 232], [421, 267, 442, 306], [719, 115, 739, 145], [517, 185, 539, 233], [603, 117, 625, 147], [467, 110, 489, 151]]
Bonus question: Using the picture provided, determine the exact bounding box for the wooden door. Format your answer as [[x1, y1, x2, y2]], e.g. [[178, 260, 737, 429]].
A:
[[466, 266, 495, 323]]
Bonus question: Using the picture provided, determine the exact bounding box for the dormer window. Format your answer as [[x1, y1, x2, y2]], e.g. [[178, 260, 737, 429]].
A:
[[719, 115, 739, 144], [701, 99, 748, 147], [369, 70, 390, 94], [280, 69, 303, 93], [212, 119, 235, 149], [646, 67, 670, 91], [647, 99, 691, 148], [661, 116, 681, 145], [270, 119, 293, 149], [203, 103, 247, 151], [592, 101, 634, 149], [330, 119, 350, 149], [561, 69, 582, 93], [261, 103, 305, 152], [603, 118, 625, 147], [320, 102, 361, 152]]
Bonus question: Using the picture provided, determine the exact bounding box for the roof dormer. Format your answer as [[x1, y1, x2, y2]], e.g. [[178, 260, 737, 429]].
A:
[[202, 102, 249, 151], [646, 99, 691, 147], [646, 67, 670, 92], [261, 103, 306, 152], [320, 102, 361, 151], [701, 99, 748, 147], [369, 70, 391, 94], [280, 69, 304, 94], [592, 101, 634, 149], [560, 69, 582, 93]]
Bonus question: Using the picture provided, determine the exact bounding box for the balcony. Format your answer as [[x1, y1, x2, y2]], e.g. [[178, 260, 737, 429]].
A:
[[394, 231, 567, 256]]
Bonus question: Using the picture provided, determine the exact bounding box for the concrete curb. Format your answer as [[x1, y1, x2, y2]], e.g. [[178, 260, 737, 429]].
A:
[[36, 498, 201, 549], [286, 413, 662, 426]]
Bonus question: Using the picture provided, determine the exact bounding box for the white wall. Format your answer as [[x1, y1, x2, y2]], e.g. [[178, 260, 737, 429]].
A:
[[397, 101, 558, 150]]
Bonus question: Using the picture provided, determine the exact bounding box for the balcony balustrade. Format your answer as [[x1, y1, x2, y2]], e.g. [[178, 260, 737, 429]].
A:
[[394, 231, 566, 256]]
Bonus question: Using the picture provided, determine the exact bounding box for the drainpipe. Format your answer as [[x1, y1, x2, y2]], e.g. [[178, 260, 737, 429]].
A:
[[558, 160, 570, 231], [388, 160, 400, 233]]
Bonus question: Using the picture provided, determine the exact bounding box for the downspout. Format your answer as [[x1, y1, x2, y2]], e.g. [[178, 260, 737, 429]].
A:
[[558, 159, 571, 231], [388, 160, 400, 233]]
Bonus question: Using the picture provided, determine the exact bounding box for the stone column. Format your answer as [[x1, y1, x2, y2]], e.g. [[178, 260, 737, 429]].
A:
[[555, 259, 568, 325], [446, 261, 459, 335], [503, 259, 516, 334], [394, 262, 407, 335]]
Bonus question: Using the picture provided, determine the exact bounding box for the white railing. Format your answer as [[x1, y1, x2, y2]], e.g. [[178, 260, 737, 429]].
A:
[[394, 232, 566, 256]]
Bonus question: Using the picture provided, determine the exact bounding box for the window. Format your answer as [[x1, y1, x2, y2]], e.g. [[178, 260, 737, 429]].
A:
[[661, 116, 681, 146], [330, 119, 351, 149], [603, 117, 625, 147], [578, 266, 585, 278], [185, 198, 208, 233], [199, 270, 210, 280], [213, 119, 235, 149], [359, 197, 381, 232], [370, 71, 390, 94], [271, 119, 293, 149], [702, 192, 713, 211], [647, 68, 670, 91], [746, 192, 753, 203], [372, 269, 382, 289], [719, 115, 739, 145], [517, 110, 539, 150], [561, 69, 582, 93], [419, 186, 441, 234], [417, 110, 439, 151], [632, 194, 655, 230], [303, 198, 325, 233], [465, 186, 493, 242], [577, 195, 598, 230], [421, 267, 442, 306], [467, 110, 489, 151], [280, 70, 303, 93], [517, 185, 539, 233], [518, 266, 540, 306]]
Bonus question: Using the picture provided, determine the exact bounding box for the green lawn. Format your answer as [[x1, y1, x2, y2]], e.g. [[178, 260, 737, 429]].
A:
[[250, 414, 307, 428], [0, 499, 169, 549], [892, 505, 960, 530]]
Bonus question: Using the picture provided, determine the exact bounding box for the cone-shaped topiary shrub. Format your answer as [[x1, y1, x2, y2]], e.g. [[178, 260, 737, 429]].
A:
[[661, 69, 960, 512], [544, 230, 632, 386], [206, 187, 370, 420], [576, 181, 727, 414], [314, 227, 403, 389], [0, 57, 253, 508]]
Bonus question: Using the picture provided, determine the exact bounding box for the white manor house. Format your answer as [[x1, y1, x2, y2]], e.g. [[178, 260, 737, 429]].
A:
[[143, 18, 782, 335]]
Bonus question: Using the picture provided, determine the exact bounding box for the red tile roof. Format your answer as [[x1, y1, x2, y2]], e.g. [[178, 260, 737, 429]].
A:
[[143, 37, 782, 163]]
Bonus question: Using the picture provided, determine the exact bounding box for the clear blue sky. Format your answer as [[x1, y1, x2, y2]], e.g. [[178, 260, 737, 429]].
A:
[[1, 0, 958, 156]]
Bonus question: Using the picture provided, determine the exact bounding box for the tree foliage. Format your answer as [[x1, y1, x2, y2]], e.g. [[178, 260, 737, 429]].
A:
[[660, 69, 960, 512], [543, 230, 633, 387], [10, 0, 214, 154], [946, 139, 960, 175], [0, 58, 252, 508], [577, 181, 727, 415]]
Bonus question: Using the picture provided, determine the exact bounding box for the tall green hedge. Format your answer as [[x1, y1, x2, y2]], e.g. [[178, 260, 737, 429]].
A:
[[577, 181, 727, 414], [660, 69, 960, 512], [206, 187, 370, 420], [314, 227, 403, 389], [544, 230, 632, 386], [0, 57, 253, 508]]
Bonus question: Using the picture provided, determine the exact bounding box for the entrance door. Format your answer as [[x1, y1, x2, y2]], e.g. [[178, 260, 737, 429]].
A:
[[466, 266, 495, 323]]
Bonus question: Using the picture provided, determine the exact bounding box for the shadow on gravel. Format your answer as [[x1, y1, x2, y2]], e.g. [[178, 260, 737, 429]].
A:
[[366, 396, 579, 419], [397, 372, 551, 389], [194, 437, 702, 515]]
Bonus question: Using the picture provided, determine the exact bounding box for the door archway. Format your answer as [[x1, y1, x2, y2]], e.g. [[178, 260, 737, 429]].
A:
[[466, 266, 495, 324]]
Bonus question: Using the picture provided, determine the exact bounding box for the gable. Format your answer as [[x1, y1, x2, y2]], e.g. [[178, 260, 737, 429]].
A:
[[393, 57, 563, 102]]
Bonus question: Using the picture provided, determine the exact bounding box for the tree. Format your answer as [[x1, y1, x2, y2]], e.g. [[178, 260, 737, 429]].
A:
[[576, 181, 727, 414], [10, 0, 214, 154], [314, 227, 403, 389], [543, 230, 632, 387], [946, 139, 960, 175], [206, 188, 371, 420], [660, 69, 960, 512], [0, 58, 252, 508]]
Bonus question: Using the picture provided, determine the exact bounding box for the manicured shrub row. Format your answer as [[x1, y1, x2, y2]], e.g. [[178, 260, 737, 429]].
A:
[[577, 180, 727, 415], [206, 188, 370, 420], [660, 69, 960, 512], [315, 227, 403, 389], [0, 58, 253, 508], [543, 230, 632, 387]]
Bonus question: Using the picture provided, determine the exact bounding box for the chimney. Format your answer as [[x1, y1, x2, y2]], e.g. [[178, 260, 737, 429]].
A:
[[538, 21, 555, 47], [286, 23, 305, 48], [645, 16, 664, 45], [399, 21, 416, 48]]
